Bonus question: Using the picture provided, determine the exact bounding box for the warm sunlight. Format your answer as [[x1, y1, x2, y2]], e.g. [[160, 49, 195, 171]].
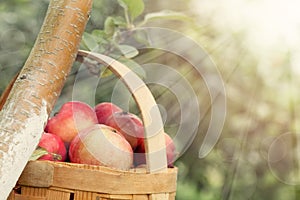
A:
[[192, 0, 300, 55]]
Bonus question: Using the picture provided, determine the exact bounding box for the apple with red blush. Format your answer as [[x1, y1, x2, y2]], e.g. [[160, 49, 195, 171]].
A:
[[45, 101, 98, 145], [69, 124, 133, 170], [134, 133, 176, 167], [105, 111, 144, 150], [94, 102, 123, 124], [33, 132, 67, 161]]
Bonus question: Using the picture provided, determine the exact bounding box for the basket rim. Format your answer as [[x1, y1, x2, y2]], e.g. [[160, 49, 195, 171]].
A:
[[17, 160, 178, 195]]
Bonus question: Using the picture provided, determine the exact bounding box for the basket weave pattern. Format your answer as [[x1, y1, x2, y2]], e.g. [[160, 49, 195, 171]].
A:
[[8, 161, 177, 200]]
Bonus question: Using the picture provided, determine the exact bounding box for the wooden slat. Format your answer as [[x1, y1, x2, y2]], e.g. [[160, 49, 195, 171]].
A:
[[46, 189, 70, 200], [18, 161, 54, 187], [149, 193, 169, 200], [91, 193, 110, 200], [48, 186, 74, 194], [132, 194, 149, 200], [76, 192, 134, 200], [75, 191, 94, 200], [168, 192, 176, 200], [52, 165, 176, 194], [21, 186, 47, 197], [14, 194, 46, 200], [18, 161, 177, 195], [109, 194, 133, 199]]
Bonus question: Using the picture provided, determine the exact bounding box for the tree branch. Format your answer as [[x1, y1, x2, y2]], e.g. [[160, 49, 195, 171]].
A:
[[0, 0, 93, 198]]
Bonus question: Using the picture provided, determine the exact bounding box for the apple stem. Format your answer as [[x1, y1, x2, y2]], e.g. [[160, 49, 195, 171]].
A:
[[50, 153, 62, 161]]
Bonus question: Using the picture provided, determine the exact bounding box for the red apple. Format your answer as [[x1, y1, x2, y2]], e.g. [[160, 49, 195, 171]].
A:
[[94, 102, 122, 124], [69, 124, 133, 170], [105, 111, 144, 150], [37, 132, 67, 161], [134, 133, 176, 167], [45, 101, 98, 144]]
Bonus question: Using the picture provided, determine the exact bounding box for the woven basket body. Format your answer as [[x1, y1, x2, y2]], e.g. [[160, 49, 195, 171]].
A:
[[7, 51, 178, 200]]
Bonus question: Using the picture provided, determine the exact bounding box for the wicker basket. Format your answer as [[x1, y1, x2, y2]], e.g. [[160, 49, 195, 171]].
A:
[[8, 50, 178, 200]]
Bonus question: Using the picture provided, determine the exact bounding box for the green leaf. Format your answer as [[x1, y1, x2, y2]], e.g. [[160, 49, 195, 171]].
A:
[[118, 0, 145, 20], [133, 30, 150, 46], [82, 32, 98, 51], [118, 44, 139, 58], [114, 16, 126, 26], [140, 10, 192, 26], [117, 0, 128, 10], [111, 16, 127, 26], [104, 17, 115, 36], [29, 147, 49, 161], [100, 66, 114, 78], [92, 30, 107, 42]]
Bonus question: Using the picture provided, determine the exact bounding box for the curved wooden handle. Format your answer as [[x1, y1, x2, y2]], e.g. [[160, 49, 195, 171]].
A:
[[77, 50, 167, 173]]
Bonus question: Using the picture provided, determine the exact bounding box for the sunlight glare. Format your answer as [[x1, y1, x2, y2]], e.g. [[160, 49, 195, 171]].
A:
[[192, 0, 300, 73]]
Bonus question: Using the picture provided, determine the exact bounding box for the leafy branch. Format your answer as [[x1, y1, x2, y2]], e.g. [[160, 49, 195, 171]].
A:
[[80, 0, 192, 78]]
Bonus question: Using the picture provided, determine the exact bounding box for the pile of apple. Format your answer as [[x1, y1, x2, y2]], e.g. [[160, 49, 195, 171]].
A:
[[34, 101, 176, 170]]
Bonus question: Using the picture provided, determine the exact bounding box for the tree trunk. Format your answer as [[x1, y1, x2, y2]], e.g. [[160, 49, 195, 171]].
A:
[[0, 72, 19, 111], [0, 0, 93, 198]]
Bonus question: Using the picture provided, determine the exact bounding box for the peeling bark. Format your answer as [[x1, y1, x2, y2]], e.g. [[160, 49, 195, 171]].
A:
[[0, 0, 93, 198]]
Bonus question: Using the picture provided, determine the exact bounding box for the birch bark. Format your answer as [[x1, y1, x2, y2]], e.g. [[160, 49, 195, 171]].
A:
[[0, 0, 93, 198]]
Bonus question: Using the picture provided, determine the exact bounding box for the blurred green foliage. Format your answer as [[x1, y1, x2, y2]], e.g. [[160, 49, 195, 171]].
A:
[[1, 0, 300, 200]]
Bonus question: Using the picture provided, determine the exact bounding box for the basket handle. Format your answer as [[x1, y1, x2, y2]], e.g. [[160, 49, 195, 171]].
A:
[[77, 50, 168, 173]]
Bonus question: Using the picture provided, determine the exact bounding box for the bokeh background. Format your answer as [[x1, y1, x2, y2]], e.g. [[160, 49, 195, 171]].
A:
[[1, 0, 300, 199]]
